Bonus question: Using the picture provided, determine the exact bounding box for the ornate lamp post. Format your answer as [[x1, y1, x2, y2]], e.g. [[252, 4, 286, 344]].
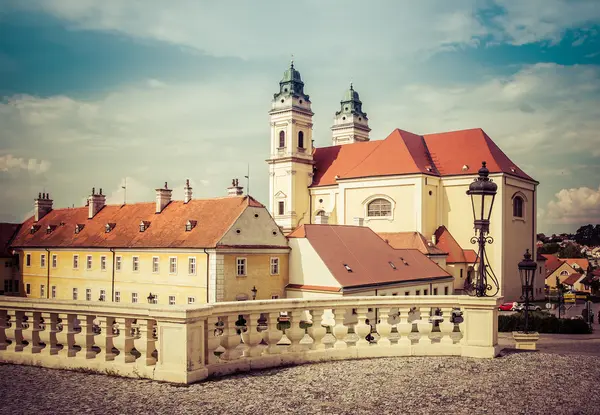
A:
[[518, 249, 537, 334], [466, 161, 500, 297], [251, 286, 258, 301]]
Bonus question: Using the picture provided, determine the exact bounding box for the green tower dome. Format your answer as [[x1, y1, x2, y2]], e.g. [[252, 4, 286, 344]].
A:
[[342, 83, 361, 103], [273, 60, 310, 102], [281, 61, 303, 83]]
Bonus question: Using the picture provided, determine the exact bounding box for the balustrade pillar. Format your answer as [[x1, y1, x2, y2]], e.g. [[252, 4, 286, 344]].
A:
[[219, 314, 241, 360], [241, 313, 263, 358], [134, 319, 157, 366], [57, 313, 77, 358], [376, 308, 392, 347], [205, 316, 221, 365], [39, 312, 60, 356], [285, 310, 306, 353], [395, 307, 412, 348], [75, 315, 96, 359], [417, 307, 432, 346], [114, 318, 135, 364], [307, 309, 327, 350], [262, 312, 283, 355], [6, 311, 23, 352], [354, 308, 371, 348], [439, 307, 454, 345], [23, 311, 42, 353], [0, 310, 8, 350], [95, 316, 116, 361], [332, 308, 348, 349]]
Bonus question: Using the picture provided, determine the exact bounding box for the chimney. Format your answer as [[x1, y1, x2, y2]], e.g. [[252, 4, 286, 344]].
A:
[[88, 187, 106, 219], [227, 178, 244, 197], [34, 192, 53, 222], [156, 182, 172, 213], [184, 179, 193, 204], [353, 217, 364, 227], [432, 234, 437, 245], [314, 214, 329, 225]]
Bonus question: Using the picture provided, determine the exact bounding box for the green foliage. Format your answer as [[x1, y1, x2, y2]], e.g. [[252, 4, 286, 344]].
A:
[[498, 312, 591, 334], [574, 224, 600, 246], [558, 243, 585, 259], [539, 243, 560, 255]]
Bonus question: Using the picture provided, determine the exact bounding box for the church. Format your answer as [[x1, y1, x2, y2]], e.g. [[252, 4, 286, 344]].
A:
[[267, 61, 544, 302]]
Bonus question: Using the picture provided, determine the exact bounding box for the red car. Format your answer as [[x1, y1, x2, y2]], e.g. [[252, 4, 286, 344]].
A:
[[498, 302, 516, 311]]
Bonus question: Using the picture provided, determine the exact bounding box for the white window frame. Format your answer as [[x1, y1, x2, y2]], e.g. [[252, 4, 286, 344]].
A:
[[277, 200, 285, 216], [151, 294, 158, 305], [152, 256, 159, 274], [51, 285, 56, 299], [26, 283, 31, 295], [25, 253, 31, 267], [86, 255, 92, 270], [362, 194, 395, 221], [188, 257, 196, 275], [132, 256, 139, 272], [187, 296, 195, 304], [115, 256, 122, 271], [72, 288, 78, 300], [86, 288, 91, 301], [270, 257, 279, 275], [115, 291, 121, 303], [73, 254, 79, 269], [99, 289, 106, 301], [100, 255, 107, 271], [40, 254, 46, 268], [169, 295, 176, 305], [132, 292, 138, 304], [52, 254, 57, 268], [236, 257, 247, 277], [40, 284, 45, 298], [169, 257, 177, 275]]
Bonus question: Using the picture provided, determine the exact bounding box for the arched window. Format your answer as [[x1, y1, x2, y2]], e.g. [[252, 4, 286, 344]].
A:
[[298, 131, 304, 148], [560, 270, 569, 276], [279, 131, 285, 148], [315, 210, 325, 216], [513, 196, 524, 217], [367, 198, 392, 217]]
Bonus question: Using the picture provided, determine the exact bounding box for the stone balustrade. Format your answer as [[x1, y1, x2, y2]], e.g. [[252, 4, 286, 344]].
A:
[[0, 295, 502, 383]]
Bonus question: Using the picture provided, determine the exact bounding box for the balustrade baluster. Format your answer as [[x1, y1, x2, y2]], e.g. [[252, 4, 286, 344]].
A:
[[395, 307, 412, 349], [354, 307, 371, 348], [241, 313, 263, 358], [94, 316, 116, 361], [134, 319, 157, 366], [307, 309, 327, 350], [376, 307, 392, 347], [57, 313, 77, 358], [285, 310, 306, 353], [332, 308, 348, 349], [262, 312, 283, 355], [23, 311, 42, 353], [5, 311, 23, 352], [205, 316, 221, 365], [75, 315, 96, 359], [39, 312, 60, 356], [417, 307, 432, 346], [0, 310, 7, 350], [114, 318, 135, 364], [440, 307, 454, 345], [219, 314, 241, 360]]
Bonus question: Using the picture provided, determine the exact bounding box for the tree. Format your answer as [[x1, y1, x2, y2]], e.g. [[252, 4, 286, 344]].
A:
[[574, 224, 600, 246], [558, 243, 585, 259], [539, 243, 560, 255]]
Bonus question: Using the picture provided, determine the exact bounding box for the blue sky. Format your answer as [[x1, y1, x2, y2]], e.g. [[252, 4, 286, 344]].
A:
[[0, 0, 599, 234]]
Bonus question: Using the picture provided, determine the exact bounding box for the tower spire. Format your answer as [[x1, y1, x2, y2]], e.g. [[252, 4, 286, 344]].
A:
[[331, 83, 371, 145]]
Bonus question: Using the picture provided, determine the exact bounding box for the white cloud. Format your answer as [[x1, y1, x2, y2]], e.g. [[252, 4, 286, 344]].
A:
[[545, 185, 600, 225], [0, 154, 50, 174]]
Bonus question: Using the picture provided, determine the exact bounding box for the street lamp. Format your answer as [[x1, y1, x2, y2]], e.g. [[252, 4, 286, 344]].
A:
[[518, 249, 537, 334], [466, 161, 500, 297], [147, 292, 156, 304], [251, 286, 257, 300]]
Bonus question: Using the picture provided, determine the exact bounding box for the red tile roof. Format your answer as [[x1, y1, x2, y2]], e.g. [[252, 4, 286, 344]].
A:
[[433, 226, 476, 264], [378, 231, 447, 256], [563, 258, 590, 271], [542, 254, 565, 275], [295, 224, 450, 288], [286, 284, 341, 292], [11, 196, 263, 249], [0, 223, 20, 257], [311, 127, 535, 187], [563, 273, 582, 286]]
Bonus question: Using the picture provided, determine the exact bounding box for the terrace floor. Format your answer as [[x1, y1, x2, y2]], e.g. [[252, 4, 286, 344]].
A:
[[2, 333, 600, 415]]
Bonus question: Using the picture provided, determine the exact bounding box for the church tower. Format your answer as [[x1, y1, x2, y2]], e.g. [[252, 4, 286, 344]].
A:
[[267, 61, 314, 234], [331, 84, 370, 145]]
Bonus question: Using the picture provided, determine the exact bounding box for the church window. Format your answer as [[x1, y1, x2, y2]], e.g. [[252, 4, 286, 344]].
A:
[[278, 201, 285, 215], [513, 196, 524, 218], [316, 210, 325, 216], [279, 131, 285, 148], [367, 198, 392, 217], [298, 131, 304, 148]]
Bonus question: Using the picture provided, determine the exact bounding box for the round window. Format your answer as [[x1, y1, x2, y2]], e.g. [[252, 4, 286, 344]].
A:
[[342, 116, 346, 120]]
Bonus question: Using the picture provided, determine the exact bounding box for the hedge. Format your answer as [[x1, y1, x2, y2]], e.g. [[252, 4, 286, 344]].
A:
[[498, 312, 592, 334]]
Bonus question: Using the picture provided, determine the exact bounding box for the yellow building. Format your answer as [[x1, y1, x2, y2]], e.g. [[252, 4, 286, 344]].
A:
[[267, 62, 539, 302], [10, 181, 289, 305], [0, 223, 20, 296]]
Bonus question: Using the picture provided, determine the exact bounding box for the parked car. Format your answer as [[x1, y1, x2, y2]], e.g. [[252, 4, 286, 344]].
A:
[[514, 303, 542, 312], [498, 302, 517, 311]]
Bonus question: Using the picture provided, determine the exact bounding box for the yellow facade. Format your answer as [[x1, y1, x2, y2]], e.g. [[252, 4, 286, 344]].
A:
[[222, 253, 289, 301], [0, 257, 16, 295]]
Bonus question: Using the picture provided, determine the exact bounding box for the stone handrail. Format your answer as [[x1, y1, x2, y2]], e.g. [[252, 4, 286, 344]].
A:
[[0, 295, 502, 383]]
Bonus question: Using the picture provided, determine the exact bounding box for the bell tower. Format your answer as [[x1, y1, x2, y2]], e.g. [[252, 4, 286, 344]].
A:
[[267, 60, 314, 234], [331, 83, 370, 145]]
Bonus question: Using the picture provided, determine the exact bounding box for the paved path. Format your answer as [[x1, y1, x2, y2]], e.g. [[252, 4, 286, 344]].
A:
[[498, 332, 600, 356]]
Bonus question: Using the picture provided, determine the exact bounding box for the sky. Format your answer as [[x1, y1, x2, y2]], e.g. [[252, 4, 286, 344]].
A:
[[0, 0, 599, 235]]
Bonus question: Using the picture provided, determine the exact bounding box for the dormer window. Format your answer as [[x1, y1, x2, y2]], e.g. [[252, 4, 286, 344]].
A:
[[185, 220, 197, 232], [30, 225, 39, 234], [139, 221, 150, 232], [389, 261, 397, 270], [343, 264, 353, 273], [46, 225, 54, 234], [105, 223, 115, 233], [74, 224, 84, 234]]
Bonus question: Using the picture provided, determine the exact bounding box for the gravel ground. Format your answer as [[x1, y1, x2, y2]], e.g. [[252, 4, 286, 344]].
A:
[[1, 352, 599, 415]]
